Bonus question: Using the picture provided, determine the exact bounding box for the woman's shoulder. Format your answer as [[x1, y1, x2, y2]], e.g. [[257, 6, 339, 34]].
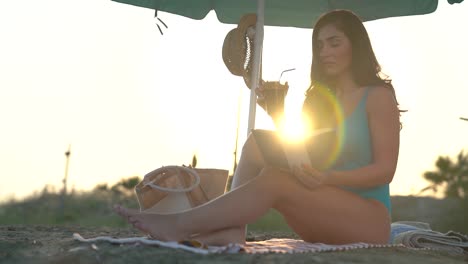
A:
[[365, 85, 399, 112], [366, 85, 396, 102]]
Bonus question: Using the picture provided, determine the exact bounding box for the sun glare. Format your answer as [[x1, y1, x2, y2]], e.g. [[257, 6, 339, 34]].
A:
[[278, 113, 312, 143]]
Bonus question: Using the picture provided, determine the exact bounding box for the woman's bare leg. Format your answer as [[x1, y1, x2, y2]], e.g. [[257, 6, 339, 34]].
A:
[[118, 134, 266, 245], [115, 167, 276, 241], [115, 166, 390, 244], [183, 139, 269, 246], [187, 133, 266, 245], [116, 208, 245, 245], [186, 131, 297, 246], [219, 134, 266, 241], [189, 227, 245, 246], [229, 133, 266, 189]]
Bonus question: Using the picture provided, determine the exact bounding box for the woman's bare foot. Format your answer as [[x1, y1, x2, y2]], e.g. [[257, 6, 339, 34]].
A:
[[113, 205, 187, 241]]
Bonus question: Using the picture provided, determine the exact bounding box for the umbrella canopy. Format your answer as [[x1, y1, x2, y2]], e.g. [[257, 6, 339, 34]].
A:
[[111, 0, 460, 134], [112, 0, 439, 28]]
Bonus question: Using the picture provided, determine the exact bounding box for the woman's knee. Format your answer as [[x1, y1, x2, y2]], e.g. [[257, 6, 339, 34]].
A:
[[240, 133, 264, 165], [256, 167, 299, 199]]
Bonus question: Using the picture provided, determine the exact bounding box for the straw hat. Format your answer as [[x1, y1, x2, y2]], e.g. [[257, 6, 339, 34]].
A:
[[222, 14, 260, 88], [222, 28, 243, 76]]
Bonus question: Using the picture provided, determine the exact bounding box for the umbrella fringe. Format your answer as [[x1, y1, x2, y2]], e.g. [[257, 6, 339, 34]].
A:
[[154, 10, 168, 35]]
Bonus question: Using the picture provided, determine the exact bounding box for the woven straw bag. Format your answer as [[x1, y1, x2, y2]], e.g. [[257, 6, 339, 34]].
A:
[[135, 166, 229, 213]]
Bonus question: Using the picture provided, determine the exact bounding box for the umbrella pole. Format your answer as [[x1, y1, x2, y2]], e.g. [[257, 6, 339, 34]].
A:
[[246, 0, 265, 136]]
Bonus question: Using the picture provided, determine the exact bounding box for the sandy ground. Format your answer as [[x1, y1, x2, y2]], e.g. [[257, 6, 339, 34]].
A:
[[1, 225, 467, 264]]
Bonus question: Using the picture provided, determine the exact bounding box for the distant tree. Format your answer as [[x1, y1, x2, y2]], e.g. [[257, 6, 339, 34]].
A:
[[118, 176, 141, 190], [94, 183, 108, 191], [420, 150, 468, 198], [110, 176, 141, 195], [191, 154, 197, 168]]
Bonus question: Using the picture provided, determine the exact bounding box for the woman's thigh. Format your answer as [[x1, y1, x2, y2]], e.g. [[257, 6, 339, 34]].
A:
[[231, 132, 267, 188], [273, 178, 391, 244]]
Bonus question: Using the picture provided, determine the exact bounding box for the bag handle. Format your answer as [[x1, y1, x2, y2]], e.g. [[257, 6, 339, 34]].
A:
[[143, 166, 200, 193]]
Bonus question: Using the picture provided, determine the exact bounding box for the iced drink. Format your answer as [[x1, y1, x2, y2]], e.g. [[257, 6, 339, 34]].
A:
[[262, 81, 288, 117]]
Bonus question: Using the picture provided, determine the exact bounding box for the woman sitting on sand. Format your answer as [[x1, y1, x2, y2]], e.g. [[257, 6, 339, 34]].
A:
[[115, 9, 400, 246]]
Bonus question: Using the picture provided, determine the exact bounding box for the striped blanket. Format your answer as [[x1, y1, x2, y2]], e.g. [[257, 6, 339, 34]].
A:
[[73, 221, 467, 254]]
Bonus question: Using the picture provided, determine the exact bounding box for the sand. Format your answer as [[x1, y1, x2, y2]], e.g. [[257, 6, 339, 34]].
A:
[[1, 225, 467, 264]]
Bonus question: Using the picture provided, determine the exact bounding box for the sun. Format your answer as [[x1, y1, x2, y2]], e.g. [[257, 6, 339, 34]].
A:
[[277, 112, 312, 143]]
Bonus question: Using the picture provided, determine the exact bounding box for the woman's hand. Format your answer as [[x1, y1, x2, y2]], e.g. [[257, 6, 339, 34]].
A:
[[292, 163, 328, 189]]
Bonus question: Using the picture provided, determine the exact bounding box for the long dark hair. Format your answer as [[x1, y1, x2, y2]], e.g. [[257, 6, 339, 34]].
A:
[[304, 10, 400, 128]]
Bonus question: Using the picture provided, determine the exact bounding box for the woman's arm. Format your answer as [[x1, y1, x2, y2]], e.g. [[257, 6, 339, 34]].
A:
[[324, 86, 400, 188], [256, 83, 286, 127], [257, 97, 284, 127]]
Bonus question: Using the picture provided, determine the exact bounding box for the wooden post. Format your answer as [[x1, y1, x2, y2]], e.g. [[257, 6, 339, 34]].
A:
[[60, 144, 71, 218]]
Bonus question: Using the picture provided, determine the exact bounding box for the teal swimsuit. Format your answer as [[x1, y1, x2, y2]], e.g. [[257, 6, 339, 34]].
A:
[[303, 87, 391, 212], [255, 86, 391, 211], [331, 87, 391, 211]]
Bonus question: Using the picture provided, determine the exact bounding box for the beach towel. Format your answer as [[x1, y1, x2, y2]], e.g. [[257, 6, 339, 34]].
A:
[[72, 233, 401, 254], [390, 221, 468, 254], [73, 221, 467, 254]]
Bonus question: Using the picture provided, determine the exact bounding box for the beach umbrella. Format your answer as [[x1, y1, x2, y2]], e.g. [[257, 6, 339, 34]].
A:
[[111, 0, 462, 135]]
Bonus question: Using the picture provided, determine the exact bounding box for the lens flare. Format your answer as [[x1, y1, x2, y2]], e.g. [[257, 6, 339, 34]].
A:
[[279, 86, 347, 170], [313, 87, 346, 169], [278, 113, 312, 144]]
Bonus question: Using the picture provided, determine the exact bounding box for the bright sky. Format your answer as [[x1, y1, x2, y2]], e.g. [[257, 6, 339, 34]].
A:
[[0, 0, 467, 201]]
